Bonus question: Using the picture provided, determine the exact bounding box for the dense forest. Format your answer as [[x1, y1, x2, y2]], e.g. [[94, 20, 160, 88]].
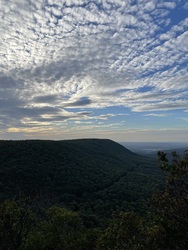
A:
[[0, 139, 187, 249], [0, 139, 161, 220]]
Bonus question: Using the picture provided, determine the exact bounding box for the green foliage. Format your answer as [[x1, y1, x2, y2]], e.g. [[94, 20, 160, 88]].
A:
[[24, 206, 101, 250], [0, 200, 34, 250], [0, 200, 101, 250], [151, 150, 188, 249], [97, 149, 188, 250], [0, 139, 161, 223], [97, 211, 145, 250], [25, 207, 83, 250], [0, 147, 188, 250]]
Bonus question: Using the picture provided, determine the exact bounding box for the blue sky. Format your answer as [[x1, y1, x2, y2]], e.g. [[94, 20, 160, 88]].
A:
[[0, 0, 188, 142]]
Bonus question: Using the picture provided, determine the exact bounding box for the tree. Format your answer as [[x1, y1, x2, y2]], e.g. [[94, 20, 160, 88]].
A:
[[24, 206, 99, 250], [97, 211, 146, 250], [0, 200, 34, 250], [151, 150, 188, 249], [97, 150, 188, 250]]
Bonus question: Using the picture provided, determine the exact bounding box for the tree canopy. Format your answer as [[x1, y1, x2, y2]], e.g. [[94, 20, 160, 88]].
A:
[[0, 140, 187, 249]]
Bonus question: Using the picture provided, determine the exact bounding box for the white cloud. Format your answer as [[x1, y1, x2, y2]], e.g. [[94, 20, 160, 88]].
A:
[[144, 113, 170, 117], [159, 2, 176, 9], [0, 0, 187, 138], [132, 100, 188, 112]]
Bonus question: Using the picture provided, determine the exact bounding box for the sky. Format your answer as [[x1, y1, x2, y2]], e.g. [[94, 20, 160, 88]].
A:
[[0, 0, 188, 142]]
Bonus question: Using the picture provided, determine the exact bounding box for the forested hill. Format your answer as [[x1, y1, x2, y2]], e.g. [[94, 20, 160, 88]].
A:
[[0, 139, 161, 220]]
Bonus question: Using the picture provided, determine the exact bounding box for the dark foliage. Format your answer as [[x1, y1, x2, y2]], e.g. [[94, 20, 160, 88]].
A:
[[151, 150, 188, 249], [0, 141, 188, 249], [0, 139, 161, 223]]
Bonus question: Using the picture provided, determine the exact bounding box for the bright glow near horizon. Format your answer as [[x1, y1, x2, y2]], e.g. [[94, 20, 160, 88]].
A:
[[0, 0, 188, 142]]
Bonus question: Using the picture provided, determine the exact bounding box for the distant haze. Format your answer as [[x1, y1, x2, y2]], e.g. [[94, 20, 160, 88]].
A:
[[120, 142, 188, 155]]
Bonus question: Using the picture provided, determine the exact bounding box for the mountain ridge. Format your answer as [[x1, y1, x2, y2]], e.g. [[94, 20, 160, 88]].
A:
[[0, 138, 161, 221]]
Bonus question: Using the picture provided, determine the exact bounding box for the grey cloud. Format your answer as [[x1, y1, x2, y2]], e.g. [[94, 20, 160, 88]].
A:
[[64, 97, 92, 107], [16, 106, 60, 116], [33, 94, 58, 103], [77, 111, 92, 115], [25, 58, 88, 85], [37, 115, 74, 122], [0, 97, 26, 110], [0, 74, 25, 89], [36, 111, 91, 122], [0, 104, 61, 121]]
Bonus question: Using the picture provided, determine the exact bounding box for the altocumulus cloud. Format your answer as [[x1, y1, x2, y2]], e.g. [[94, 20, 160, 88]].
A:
[[0, 0, 188, 138]]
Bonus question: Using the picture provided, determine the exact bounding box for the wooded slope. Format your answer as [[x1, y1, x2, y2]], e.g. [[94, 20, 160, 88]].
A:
[[0, 139, 161, 221]]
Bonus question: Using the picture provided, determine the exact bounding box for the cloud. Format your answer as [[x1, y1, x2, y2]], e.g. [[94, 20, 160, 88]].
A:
[[0, 0, 187, 138], [132, 100, 188, 112], [157, 2, 176, 9], [0, 75, 24, 89], [144, 113, 170, 117], [64, 97, 92, 107], [33, 94, 58, 103], [183, 3, 188, 10]]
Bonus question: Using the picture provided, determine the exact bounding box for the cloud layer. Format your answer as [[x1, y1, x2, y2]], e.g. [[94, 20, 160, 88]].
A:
[[0, 0, 188, 140]]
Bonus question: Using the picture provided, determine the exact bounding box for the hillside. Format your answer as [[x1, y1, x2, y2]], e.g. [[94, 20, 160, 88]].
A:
[[0, 139, 161, 223]]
